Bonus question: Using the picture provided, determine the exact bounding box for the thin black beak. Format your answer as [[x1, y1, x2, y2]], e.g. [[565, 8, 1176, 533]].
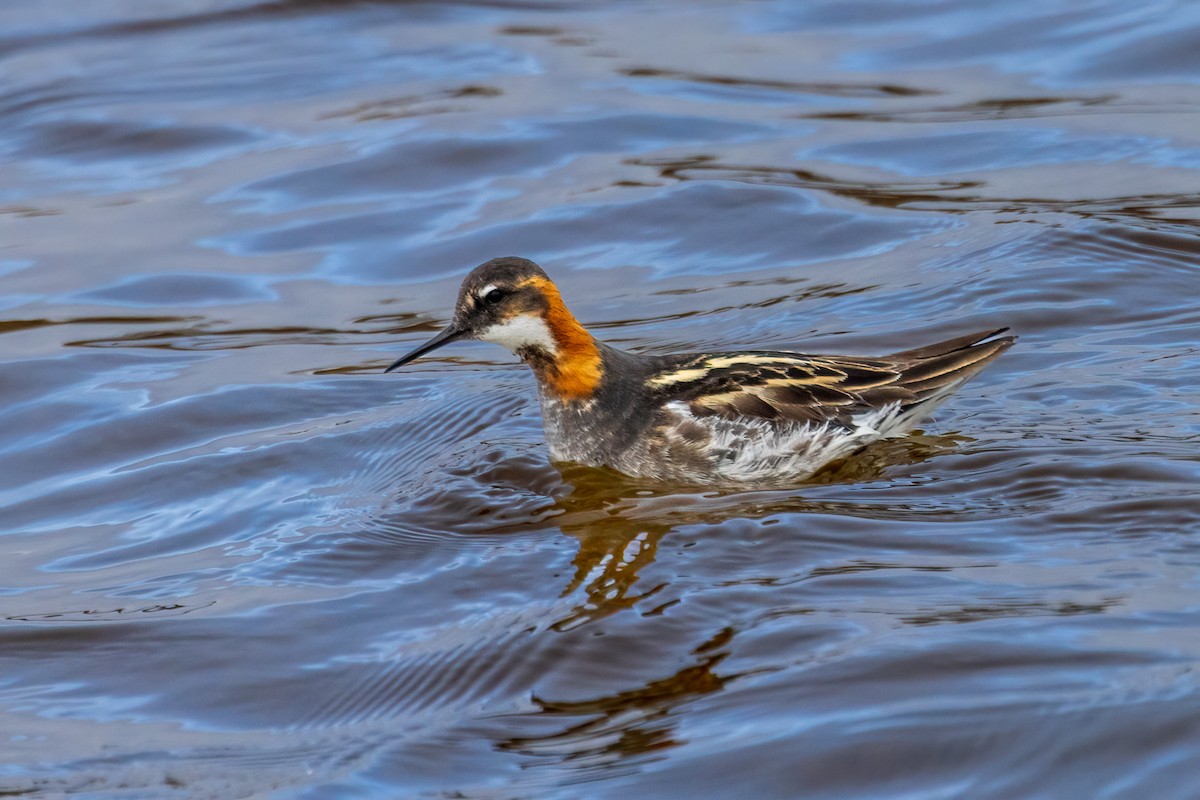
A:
[[384, 324, 467, 373]]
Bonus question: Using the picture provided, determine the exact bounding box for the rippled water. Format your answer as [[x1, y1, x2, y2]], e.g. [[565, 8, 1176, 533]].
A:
[[3, 1, 1200, 797]]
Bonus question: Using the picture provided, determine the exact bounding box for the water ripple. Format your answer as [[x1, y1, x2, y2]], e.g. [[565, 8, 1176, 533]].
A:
[[3, 0, 1200, 797]]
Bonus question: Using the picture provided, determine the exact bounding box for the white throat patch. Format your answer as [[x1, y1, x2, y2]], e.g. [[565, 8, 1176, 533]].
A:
[[478, 313, 557, 355]]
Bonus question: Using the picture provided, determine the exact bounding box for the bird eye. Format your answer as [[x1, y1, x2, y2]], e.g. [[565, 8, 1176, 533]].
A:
[[482, 288, 507, 306]]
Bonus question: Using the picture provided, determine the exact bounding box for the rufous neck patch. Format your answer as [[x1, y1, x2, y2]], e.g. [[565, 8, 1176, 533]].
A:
[[523, 276, 603, 401]]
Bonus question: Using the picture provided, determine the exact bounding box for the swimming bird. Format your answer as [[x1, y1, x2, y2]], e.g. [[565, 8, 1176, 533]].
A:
[[385, 257, 1014, 483]]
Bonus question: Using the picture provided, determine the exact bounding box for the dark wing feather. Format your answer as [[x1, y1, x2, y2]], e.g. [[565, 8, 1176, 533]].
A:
[[887, 328, 1015, 401], [887, 327, 1011, 359], [647, 329, 1014, 425]]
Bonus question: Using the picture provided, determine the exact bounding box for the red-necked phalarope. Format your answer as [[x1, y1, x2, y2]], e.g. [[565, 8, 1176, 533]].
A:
[[385, 257, 1015, 483]]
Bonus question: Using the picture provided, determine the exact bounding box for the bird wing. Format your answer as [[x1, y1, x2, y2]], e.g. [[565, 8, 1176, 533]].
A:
[[646, 328, 1014, 427]]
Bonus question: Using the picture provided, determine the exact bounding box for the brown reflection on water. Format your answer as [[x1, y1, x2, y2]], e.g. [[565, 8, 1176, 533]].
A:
[[805, 94, 1120, 123], [0, 0, 400, 55], [630, 154, 1200, 222], [65, 314, 428, 351], [591, 278, 874, 331], [902, 598, 1119, 627], [498, 646, 733, 766], [5, 600, 216, 623], [629, 154, 982, 212], [0, 315, 198, 337], [321, 84, 503, 122], [0, 204, 61, 217], [619, 66, 935, 99]]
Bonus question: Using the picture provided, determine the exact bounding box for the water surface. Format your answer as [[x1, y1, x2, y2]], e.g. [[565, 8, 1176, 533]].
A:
[[2, 1, 1200, 797]]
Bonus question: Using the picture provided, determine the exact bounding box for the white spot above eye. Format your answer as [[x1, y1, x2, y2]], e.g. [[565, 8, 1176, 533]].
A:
[[477, 284, 498, 303], [478, 313, 557, 355]]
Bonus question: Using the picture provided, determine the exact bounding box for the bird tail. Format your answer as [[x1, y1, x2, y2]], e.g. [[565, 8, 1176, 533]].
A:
[[883, 328, 1016, 434]]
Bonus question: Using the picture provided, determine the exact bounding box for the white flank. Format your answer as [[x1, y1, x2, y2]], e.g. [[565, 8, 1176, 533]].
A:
[[478, 313, 558, 355], [663, 400, 911, 482]]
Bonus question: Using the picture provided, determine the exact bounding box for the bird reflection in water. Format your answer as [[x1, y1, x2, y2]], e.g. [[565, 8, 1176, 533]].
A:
[[496, 634, 733, 767], [545, 430, 965, 631]]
